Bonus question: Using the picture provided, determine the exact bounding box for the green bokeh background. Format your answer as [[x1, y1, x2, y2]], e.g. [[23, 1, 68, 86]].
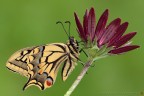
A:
[[0, 0, 143, 96]]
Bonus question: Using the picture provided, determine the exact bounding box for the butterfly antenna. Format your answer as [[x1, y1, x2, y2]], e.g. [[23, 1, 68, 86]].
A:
[[56, 21, 69, 38], [65, 21, 71, 37]]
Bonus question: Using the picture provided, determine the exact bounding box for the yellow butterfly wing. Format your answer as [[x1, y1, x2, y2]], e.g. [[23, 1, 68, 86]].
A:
[[6, 47, 37, 77]]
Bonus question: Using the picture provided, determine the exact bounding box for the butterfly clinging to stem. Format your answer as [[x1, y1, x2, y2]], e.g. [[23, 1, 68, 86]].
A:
[[6, 21, 81, 90]]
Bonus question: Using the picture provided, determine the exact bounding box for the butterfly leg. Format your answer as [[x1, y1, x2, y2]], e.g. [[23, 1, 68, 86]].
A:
[[80, 49, 96, 68], [78, 59, 85, 66], [77, 59, 89, 74], [79, 49, 88, 57]]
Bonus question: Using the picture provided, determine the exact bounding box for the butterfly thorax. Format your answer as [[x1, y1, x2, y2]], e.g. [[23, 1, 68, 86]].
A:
[[66, 37, 79, 55]]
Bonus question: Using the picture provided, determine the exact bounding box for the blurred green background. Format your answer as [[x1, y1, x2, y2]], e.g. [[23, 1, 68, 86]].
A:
[[0, 0, 143, 96]]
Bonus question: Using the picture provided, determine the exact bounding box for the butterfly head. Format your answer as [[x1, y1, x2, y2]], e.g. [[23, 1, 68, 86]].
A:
[[67, 36, 79, 51], [23, 72, 54, 90]]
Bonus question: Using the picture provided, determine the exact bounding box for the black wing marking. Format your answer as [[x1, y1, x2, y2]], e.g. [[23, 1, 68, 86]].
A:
[[6, 47, 37, 77], [61, 55, 77, 81], [25, 44, 68, 89]]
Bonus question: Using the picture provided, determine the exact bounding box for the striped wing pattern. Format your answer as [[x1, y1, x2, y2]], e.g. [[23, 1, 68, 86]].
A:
[[6, 43, 79, 90], [6, 47, 36, 77]]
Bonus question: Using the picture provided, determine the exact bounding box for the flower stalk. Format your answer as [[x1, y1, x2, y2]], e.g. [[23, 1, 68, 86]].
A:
[[64, 60, 93, 96]]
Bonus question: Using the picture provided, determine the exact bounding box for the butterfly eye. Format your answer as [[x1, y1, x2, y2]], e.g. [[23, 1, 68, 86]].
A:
[[46, 77, 53, 86]]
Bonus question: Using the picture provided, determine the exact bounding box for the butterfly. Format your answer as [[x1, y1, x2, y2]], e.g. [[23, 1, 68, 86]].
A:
[[6, 21, 81, 90]]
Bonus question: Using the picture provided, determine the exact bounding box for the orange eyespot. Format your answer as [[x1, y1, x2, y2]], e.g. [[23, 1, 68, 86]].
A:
[[46, 78, 53, 86]]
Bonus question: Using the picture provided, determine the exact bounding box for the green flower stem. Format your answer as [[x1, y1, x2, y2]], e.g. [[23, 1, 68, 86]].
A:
[[64, 60, 93, 96]]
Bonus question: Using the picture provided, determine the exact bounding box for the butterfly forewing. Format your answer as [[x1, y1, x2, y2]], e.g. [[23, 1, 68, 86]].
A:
[[6, 47, 36, 77]]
